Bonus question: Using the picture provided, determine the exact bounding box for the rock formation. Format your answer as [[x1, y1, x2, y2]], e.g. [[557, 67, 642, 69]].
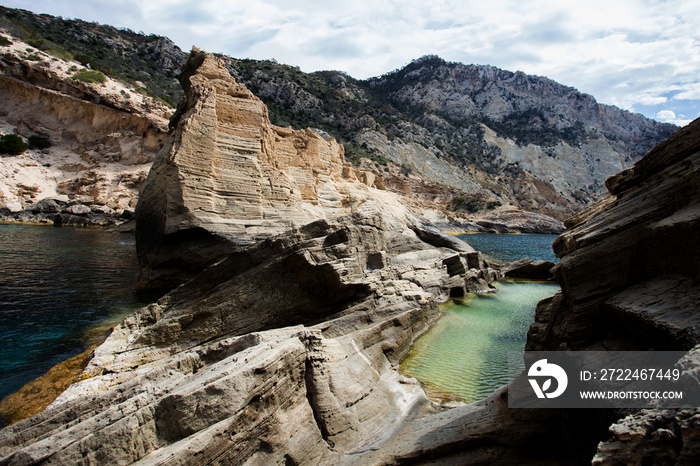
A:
[[0, 32, 169, 212], [527, 117, 700, 463], [528, 117, 700, 352], [0, 48, 514, 465], [0, 209, 503, 465], [228, 54, 677, 219], [135, 49, 455, 289], [2, 42, 698, 465]]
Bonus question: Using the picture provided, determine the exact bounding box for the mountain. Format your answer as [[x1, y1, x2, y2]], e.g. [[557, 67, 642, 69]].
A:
[[0, 6, 678, 222], [225, 55, 677, 218]]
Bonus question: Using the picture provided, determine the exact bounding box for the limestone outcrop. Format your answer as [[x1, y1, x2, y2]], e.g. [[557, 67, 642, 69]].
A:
[[0, 211, 505, 464], [135, 49, 450, 289], [3, 41, 698, 464], [527, 117, 700, 352], [0, 33, 169, 211], [526, 117, 700, 463]]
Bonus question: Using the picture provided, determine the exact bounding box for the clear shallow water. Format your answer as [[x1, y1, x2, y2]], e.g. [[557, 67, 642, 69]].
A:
[[401, 281, 559, 402], [458, 233, 559, 263], [401, 232, 560, 402], [0, 225, 155, 401]]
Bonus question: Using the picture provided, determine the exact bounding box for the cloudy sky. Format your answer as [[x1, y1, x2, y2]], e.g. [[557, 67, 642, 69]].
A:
[[2, 0, 699, 126]]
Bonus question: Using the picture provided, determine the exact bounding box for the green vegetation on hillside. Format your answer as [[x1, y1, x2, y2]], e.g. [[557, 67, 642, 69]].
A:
[[0, 133, 28, 155], [73, 69, 106, 84], [0, 6, 183, 107]]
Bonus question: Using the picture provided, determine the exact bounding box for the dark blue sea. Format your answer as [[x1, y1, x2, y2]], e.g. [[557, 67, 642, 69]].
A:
[[457, 232, 559, 263], [0, 225, 156, 401]]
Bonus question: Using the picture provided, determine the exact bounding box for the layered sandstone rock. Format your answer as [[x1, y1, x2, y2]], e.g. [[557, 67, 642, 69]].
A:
[[0, 48, 516, 464], [135, 48, 443, 289], [4, 44, 697, 465], [525, 117, 700, 463], [0, 212, 504, 465], [527, 117, 700, 352]]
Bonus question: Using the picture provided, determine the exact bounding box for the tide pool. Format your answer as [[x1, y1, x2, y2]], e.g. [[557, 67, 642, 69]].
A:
[[401, 232, 560, 403], [401, 280, 559, 402]]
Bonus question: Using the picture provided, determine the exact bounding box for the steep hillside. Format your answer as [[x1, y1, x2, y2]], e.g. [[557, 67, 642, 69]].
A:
[[0, 6, 678, 221], [226, 55, 677, 218], [0, 31, 170, 216]]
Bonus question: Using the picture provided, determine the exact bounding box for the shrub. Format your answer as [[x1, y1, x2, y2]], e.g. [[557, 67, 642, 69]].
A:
[[45, 48, 72, 61], [28, 135, 51, 150], [0, 134, 28, 155], [74, 52, 93, 66], [73, 69, 106, 84], [0, 36, 12, 46]]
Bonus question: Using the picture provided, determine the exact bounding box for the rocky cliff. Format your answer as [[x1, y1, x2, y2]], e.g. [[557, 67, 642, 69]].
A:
[[226, 55, 678, 219], [528, 117, 700, 352], [1, 46, 697, 464], [0, 77, 506, 461], [0, 31, 170, 216], [527, 116, 700, 463], [135, 49, 474, 289]]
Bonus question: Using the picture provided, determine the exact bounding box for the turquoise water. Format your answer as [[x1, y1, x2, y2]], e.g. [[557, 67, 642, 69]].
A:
[[458, 233, 559, 263], [401, 281, 558, 402], [0, 225, 156, 401], [402, 232, 560, 402]]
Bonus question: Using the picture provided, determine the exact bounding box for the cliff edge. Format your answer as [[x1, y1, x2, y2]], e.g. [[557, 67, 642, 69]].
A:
[[136, 48, 410, 289]]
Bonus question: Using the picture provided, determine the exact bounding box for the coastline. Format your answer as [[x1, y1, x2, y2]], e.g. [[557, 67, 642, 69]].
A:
[[0, 342, 101, 427]]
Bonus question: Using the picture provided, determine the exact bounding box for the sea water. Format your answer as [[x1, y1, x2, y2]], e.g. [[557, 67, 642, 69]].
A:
[[401, 233, 560, 402], [457, 232, 559, 263], [0, 224, 155, 401]]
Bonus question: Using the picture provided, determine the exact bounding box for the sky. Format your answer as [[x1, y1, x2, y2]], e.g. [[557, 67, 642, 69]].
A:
[[2, 0, 699, 126]]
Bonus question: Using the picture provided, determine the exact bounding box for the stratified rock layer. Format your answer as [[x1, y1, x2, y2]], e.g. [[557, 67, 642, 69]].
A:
[[136, 49, 389, 288], [4, 46, 699, 465], [0, 211, 505, 465], [0, 34, 170, 210], [528, 117, 700, 352], [526, 117, 700, 463]]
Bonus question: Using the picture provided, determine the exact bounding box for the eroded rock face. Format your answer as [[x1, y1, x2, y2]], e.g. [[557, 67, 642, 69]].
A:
[[527, 118, 700, 352], [0, 53, 510, 458], [0, 36, 170, 210], [525, 117, 700, 463], [0, 212, 502, 465], [137, 49, 364, 288]]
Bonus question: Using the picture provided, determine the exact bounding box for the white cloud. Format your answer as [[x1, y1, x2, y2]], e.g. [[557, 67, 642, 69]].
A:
[[655, 110, 692, 126], [673, 83, 700, 101], [656, 110, 677, 120], [2, 0, 700, 123]]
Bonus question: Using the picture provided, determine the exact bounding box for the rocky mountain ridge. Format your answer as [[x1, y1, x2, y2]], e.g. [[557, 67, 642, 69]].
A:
[[223, 55, 677, 218], [0, 6, 678, 221]]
